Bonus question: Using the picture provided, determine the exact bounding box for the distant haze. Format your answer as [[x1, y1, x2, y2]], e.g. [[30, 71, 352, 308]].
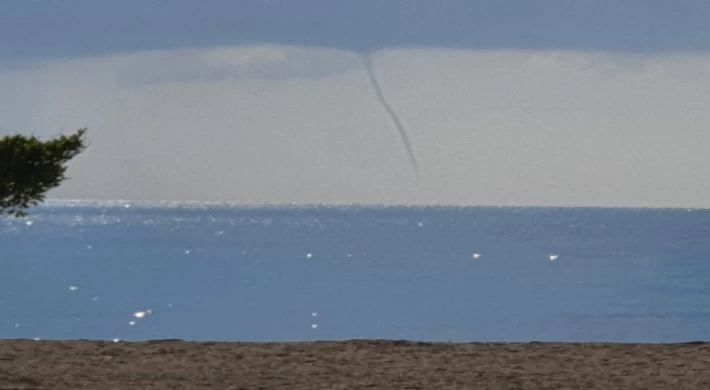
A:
[[2, 2, 710, 208]]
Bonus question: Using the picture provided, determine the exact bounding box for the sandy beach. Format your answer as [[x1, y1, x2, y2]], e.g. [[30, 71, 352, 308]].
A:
[[1, 339, 708, 389]]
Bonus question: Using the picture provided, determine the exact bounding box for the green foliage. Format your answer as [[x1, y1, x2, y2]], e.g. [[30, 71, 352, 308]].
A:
[[0, 129, 87, 217]]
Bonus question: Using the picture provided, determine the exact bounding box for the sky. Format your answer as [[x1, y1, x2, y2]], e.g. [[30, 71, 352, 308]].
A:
[[2, 1, 710, 208]]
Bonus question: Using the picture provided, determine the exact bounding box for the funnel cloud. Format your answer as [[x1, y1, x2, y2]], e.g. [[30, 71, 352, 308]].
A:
[[363, 53, 419, 180]]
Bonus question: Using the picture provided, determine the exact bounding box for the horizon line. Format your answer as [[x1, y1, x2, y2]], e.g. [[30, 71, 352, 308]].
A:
[[39, 198, 708, 212]]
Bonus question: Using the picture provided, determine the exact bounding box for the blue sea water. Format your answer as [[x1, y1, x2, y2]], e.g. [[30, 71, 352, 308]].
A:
[[1, 200, 709, 343]]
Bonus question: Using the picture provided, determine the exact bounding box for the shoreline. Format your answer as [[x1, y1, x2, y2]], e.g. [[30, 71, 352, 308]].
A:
[[4, 337, 710, 345], [2, 339, 709, 389]]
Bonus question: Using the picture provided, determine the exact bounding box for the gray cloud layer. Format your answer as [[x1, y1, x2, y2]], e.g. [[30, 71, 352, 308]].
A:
[[3, 0, 710, 64]]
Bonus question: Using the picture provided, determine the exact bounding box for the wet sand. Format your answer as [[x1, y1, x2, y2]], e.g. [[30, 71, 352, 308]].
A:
[[1, 339, 709, 389]]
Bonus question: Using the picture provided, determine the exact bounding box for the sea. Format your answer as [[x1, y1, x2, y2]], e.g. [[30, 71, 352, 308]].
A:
[[1, 200, 709, 343]]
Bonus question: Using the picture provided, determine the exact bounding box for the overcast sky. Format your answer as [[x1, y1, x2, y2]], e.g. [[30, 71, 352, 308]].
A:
[[2, 1, 710, 208]]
